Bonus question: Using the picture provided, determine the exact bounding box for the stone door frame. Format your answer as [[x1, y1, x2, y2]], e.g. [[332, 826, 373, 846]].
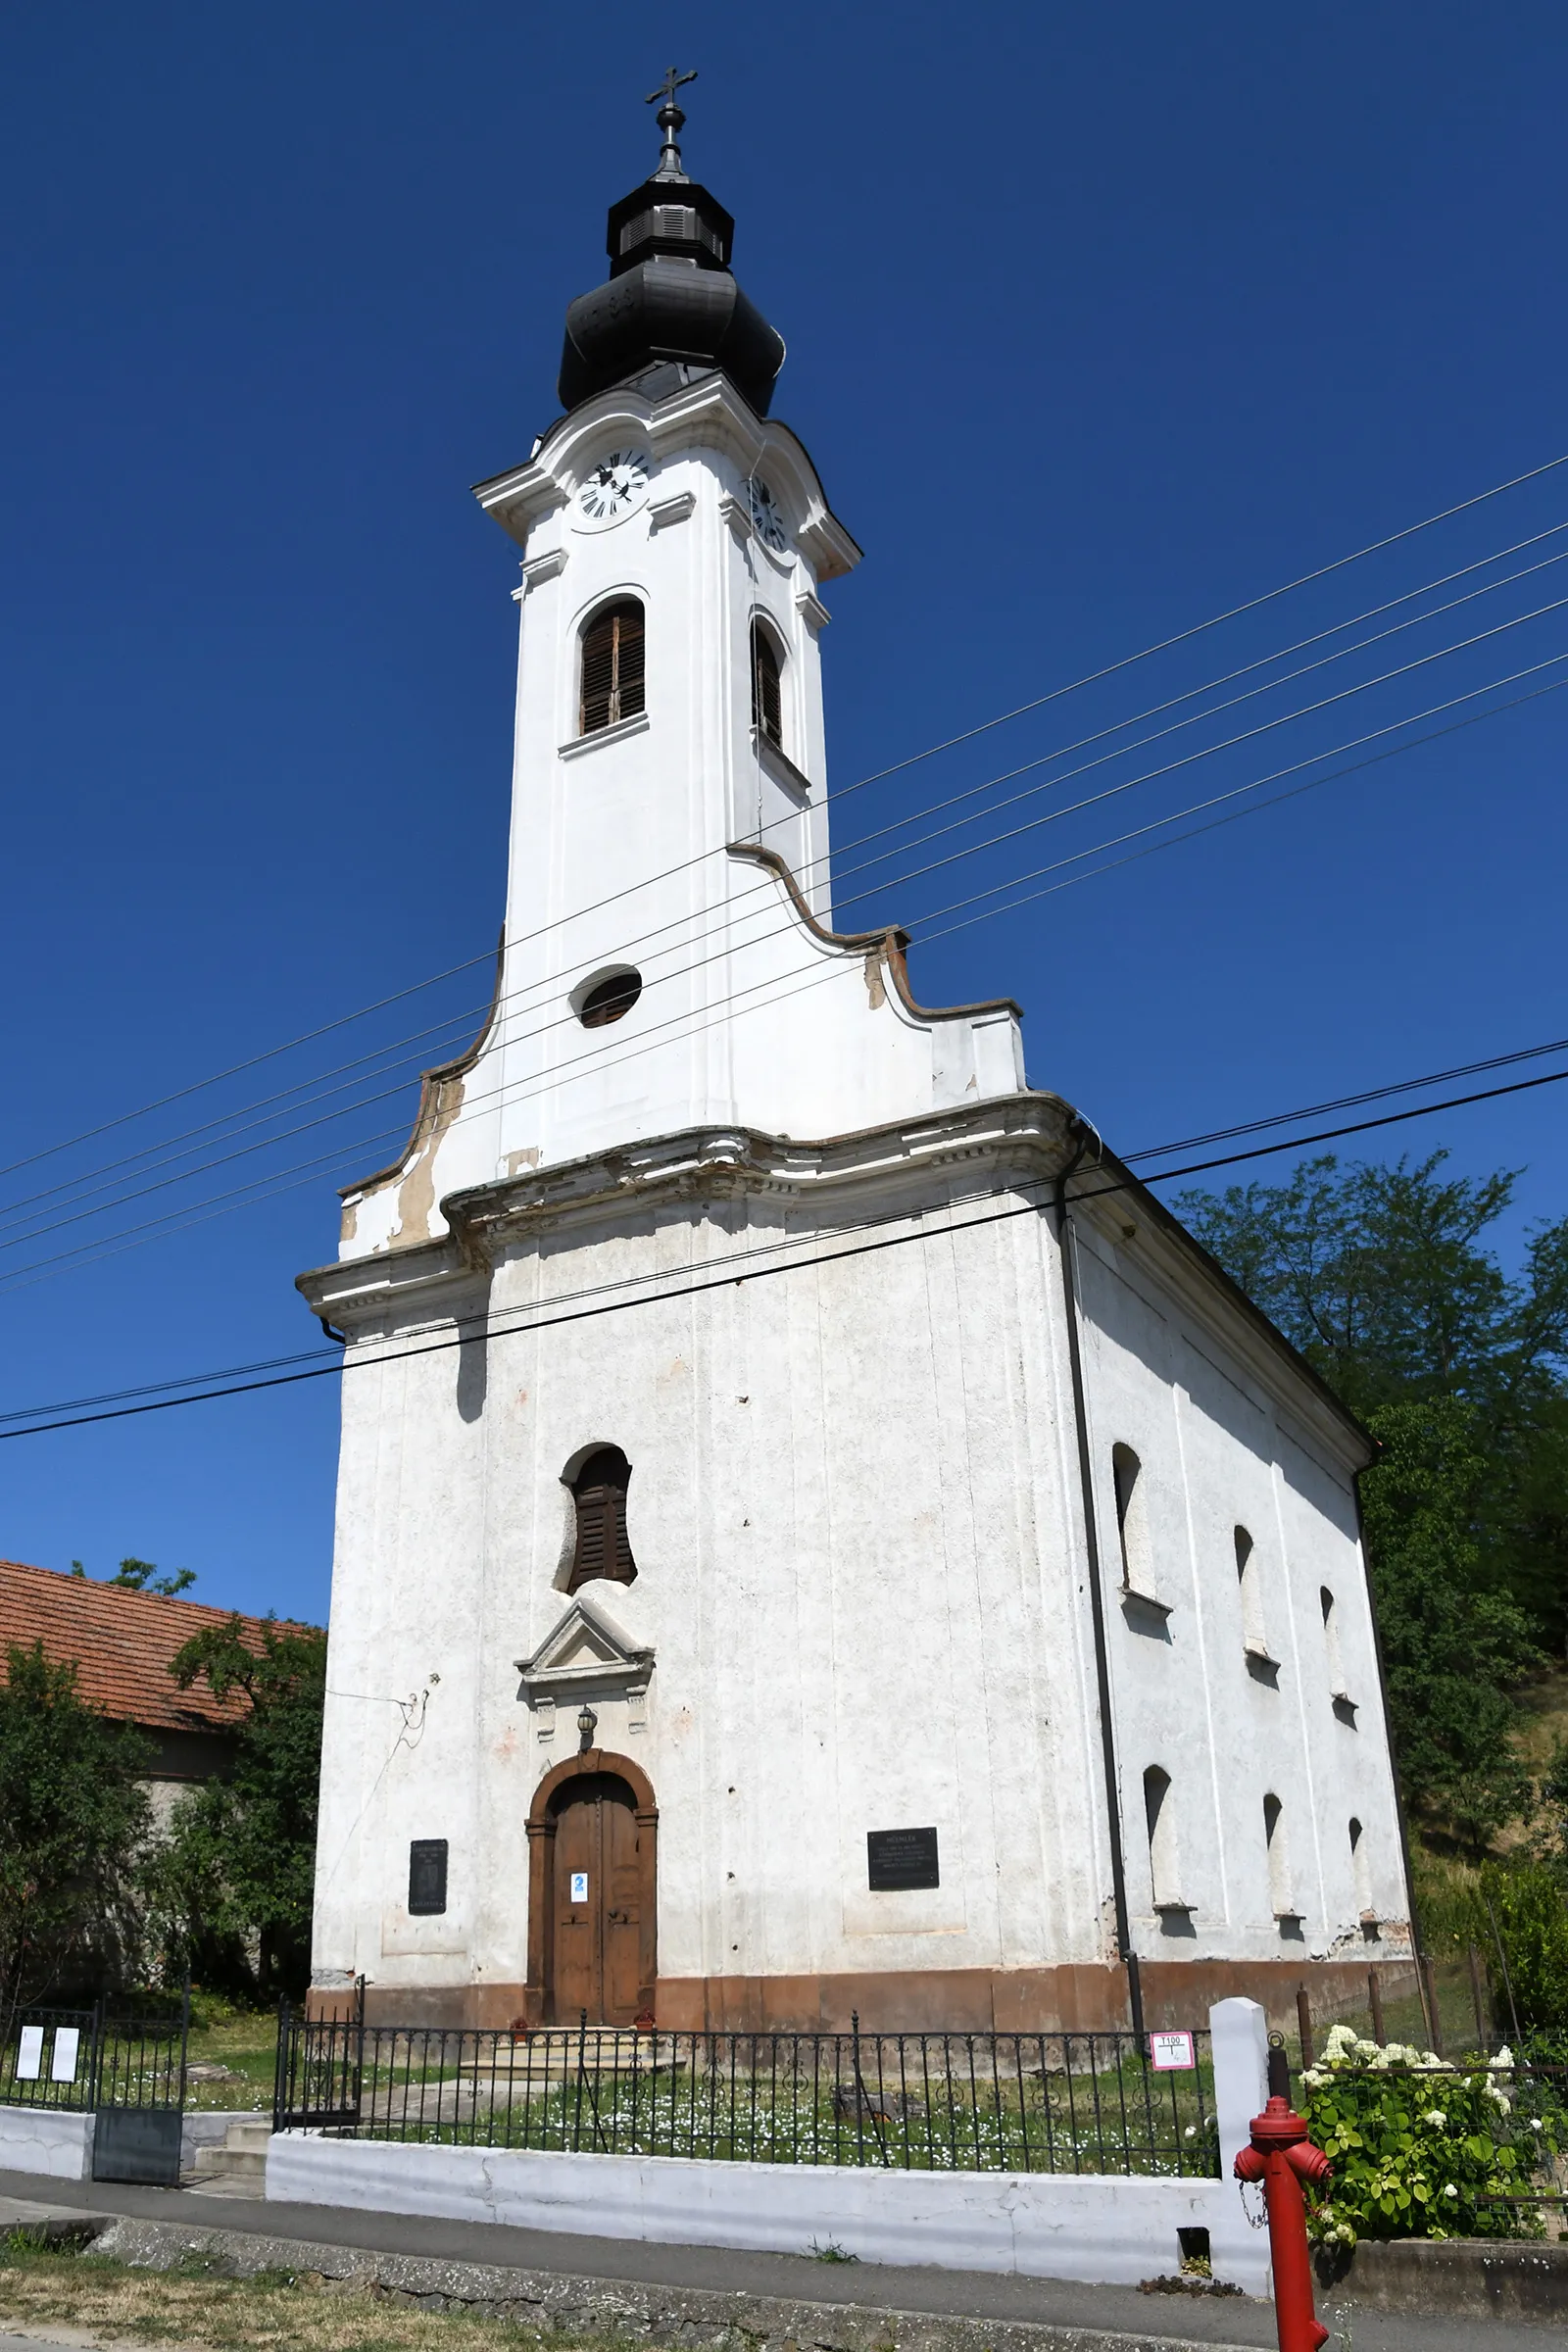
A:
[[524, 1746, 658, 2025]]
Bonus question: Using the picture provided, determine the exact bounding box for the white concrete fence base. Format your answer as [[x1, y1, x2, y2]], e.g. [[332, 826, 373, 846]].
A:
[[0, 2105, 92, 2180], [267, 1998, 1274, 2297]]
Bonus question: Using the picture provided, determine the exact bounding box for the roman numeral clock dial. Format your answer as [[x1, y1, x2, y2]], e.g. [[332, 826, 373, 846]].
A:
[[576, 449, 652, 525]]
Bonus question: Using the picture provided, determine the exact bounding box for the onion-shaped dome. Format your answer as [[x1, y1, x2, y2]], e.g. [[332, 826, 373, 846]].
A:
[[558, 95, 785, 417]]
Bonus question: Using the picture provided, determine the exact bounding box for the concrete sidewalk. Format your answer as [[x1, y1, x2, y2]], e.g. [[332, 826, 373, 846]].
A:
[[0, 2166, 1553, 2351]]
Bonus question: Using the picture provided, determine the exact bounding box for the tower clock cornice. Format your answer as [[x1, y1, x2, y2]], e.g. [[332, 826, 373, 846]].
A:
[[473, 373, 862, 585]]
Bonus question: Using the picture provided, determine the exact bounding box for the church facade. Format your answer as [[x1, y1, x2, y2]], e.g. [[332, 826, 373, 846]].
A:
[[298, 98, 1414, 2034]]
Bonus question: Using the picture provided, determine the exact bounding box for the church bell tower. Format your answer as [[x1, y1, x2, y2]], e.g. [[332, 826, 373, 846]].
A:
[[299, 86, 1407, 2043]]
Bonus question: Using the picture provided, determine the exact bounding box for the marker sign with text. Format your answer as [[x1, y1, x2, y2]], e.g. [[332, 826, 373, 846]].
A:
[[1149, 2029, 1196, 2071]]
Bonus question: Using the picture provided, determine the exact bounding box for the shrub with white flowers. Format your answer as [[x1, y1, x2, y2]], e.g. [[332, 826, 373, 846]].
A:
[[1299, 2023, 1556, 2249]]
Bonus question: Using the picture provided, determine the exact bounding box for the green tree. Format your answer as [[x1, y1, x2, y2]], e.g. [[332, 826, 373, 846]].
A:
[[1179, 1152, 1568, 1838], [142, 1616, 325, 1997], [110, 1557, 197, 1596], [0, 1642, 150, 2015], [1359, 1398, 1538, 1840]]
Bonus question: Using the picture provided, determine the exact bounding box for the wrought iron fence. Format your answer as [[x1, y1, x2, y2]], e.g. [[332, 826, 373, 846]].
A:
[[274, 2006, 1218, 2178], [0, 2007, 97, 2111]]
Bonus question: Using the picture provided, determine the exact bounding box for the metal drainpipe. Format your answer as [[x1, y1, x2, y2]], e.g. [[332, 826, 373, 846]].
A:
[[1053, 1124, 1143, 2045]]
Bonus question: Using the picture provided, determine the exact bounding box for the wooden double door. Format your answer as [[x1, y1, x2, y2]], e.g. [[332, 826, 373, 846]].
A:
[[549, 1771, 645, 2025]]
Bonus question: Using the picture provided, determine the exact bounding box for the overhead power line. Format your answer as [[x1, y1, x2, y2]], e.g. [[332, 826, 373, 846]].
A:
[[5, 592, 1562, 1281], [1, 647, 1561, 1298], [5, 1054, 1567, 1443], [7, 451, 1564, 1195]]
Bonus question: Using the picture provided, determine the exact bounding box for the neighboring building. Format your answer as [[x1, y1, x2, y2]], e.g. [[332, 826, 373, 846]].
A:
[[297, 98, 1414, 2033], [0, 1557, 259, 1827]]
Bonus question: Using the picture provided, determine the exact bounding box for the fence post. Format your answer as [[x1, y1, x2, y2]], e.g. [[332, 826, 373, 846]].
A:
[[1467, 1943, 1488, 2052], [1421, 1956, 1446, 2057], [1295, 1986, 1314, 2069], [1367, 1968, 1385, 2045], [1208, 1999, 1271, 2298]]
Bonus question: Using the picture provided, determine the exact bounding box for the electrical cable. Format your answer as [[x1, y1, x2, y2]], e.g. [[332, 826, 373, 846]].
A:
[[9, 1022, 1568, 1427], [0, 520, 1544, 1239], [2, 646, 1561, 1291], [9, 592, 1562, 1272], [8, 452, 1564, 1193], [5, 1058, 1568, 1442]]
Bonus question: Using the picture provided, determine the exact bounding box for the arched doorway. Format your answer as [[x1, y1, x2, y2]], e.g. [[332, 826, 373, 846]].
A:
[[525, 1749, 657, 2026]]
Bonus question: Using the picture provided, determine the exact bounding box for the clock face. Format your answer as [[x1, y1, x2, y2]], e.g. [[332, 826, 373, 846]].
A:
[[748, 477, 788, 553], [576, 449, 652, 526]]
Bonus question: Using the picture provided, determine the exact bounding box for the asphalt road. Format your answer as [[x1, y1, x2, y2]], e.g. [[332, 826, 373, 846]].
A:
[[0, 2166, 1557, 2351]]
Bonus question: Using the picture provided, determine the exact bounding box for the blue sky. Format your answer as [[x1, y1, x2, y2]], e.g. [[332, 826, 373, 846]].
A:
[[2, 3, 1565, 1623]]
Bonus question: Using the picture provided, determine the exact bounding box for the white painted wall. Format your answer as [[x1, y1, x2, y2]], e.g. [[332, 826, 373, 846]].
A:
[[0, 2104, 91, 2180], [302, 1093, 1404, 2012], [268, 2132, 1269, 2296]]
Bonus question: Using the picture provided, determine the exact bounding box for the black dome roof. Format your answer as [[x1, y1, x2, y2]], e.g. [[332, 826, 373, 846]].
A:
[[558, 102, 785, 417]]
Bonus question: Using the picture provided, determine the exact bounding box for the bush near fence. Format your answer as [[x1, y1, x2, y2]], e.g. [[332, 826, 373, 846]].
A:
[[1301, 2023, 1565, 2250]]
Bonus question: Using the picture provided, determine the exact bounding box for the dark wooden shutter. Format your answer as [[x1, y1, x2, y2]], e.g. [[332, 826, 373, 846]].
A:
[[580, 601, 646, 735], [752, 625, 783, 748], [568, 1446, 638, 1589]]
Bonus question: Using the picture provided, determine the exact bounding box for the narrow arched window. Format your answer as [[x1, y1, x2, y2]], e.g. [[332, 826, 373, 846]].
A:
[[1111, 1445, 1152, 1595], [751, 620, 783, 749], [566, 1446, 638, 1590], [1263, 1792, 1293, 1918], [1143, 1765, 1178, 1908], [1236, 1526, 1266, 1653], [580, 600, 646, 735], [1320, 1586, 1348, 1696], [1348, 1817, 1373, 1917]]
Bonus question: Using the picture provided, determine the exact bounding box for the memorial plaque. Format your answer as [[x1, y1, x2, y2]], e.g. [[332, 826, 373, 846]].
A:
[[408, 1838, 449, 1916], [866, 1826, 940, 1890]]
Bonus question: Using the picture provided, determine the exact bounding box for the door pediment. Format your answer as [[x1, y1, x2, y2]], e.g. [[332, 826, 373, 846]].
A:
[[514, 1592, 655, 1707]]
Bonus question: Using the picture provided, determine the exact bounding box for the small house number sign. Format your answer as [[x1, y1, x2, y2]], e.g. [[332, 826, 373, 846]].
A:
[[570, 1871, 589, 1902], [1149, 2029, 1196, 2071]]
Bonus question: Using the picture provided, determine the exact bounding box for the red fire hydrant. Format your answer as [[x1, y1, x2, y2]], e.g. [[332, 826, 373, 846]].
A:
[[1233, 2043, 1333, 2352]]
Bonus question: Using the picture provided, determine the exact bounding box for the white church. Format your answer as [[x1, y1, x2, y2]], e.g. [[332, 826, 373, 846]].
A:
[[299, 94, 1414, 2035]]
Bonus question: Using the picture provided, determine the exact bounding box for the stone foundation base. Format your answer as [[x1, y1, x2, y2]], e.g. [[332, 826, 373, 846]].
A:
[[313, 1954, 1418, 2036]]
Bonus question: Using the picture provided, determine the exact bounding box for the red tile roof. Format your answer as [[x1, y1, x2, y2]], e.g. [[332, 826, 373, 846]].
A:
[[0, 1556, 307, 1736]]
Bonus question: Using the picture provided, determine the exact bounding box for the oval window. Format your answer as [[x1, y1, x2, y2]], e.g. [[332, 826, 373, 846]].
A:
[[577, 969, 643, 1028]]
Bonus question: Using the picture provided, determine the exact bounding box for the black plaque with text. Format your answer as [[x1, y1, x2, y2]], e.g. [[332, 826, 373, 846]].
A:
[[409, 1838, 449, 1915], [866, 1825, 940, 1890]]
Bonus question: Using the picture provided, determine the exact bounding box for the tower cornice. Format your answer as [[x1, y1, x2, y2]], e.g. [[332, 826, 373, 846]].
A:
[[472, 374, 861, 582]]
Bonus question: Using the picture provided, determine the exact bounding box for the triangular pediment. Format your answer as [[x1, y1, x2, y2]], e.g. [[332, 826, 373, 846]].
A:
[[514, 1593, 654, 1696]]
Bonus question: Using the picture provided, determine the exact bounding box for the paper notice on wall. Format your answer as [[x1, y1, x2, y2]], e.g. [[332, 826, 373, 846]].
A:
[[1149, 2030, 1196, 2071], [570, 1872, 589, 1902], [51, 2026, 80, 2082], [16, 2025, 44, 2081]]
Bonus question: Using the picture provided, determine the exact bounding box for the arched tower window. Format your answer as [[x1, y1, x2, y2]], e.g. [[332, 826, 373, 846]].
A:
[[1143, 1765, 1179, 1908], [580, 600, 646, 735], [1111, 1445, 1152, 1596], [566, 1446, 638, 1590], [1236, 1526, 1266, 1653], [1348, 1817, 1374, 1917], [1320, 1585, 1348, 1696], [751, 619, 783, 749], [1263, 1791, 1293, 1918]]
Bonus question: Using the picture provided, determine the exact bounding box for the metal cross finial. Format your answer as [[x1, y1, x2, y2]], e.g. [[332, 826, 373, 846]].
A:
[[645, 65, 697, 179]]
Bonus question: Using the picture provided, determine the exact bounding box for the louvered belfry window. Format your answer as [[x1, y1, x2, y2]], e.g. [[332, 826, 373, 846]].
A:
[[580, 601, 646, 735], [752, 622, 783, 749], [566, 1446, 638, 1590]]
